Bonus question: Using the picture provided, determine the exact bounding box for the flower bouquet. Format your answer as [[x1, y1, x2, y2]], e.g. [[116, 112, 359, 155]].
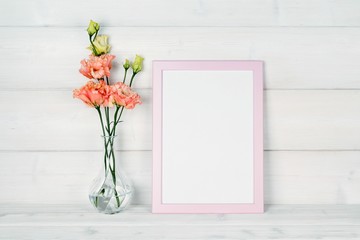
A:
[[73, 20, 143, 214]]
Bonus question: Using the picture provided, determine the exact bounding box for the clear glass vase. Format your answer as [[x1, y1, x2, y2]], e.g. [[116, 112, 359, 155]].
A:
[[89, 135, 133, 214]]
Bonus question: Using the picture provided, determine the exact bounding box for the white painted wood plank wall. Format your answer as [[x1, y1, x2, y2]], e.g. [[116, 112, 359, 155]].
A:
[[0, 0, 359, 205]]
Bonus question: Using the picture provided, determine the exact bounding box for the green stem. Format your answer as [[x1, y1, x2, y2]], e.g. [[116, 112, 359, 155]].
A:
[[111, 106, 124, 136], [96, 107, 106, 136], [89, 35, 99, 56], [106, 107, 113, 161], [123, 69, 128, 83], [94, 31, 98, 41], [96, 107, 108, 174], [111, 107, 120, 135], [105, 108, 110, 133], [117, 106, 125, 124], [104, 106, 121, 208], [112, 171, 120, 207], [104, 107, 113, 164], [95, 106, 121, 208], [106, 135, 121, 208], [129, 72, 137, 87]]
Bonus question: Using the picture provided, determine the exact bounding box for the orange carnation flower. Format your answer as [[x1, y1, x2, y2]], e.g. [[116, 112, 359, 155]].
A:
[[110, 82, 141, 109], [73, 80, 111, 107], [79, 54, 115, 79]]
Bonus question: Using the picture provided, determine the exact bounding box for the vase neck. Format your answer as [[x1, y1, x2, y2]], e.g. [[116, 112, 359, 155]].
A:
[[101, 135, 118, 173], [101, 135, 117, 140]]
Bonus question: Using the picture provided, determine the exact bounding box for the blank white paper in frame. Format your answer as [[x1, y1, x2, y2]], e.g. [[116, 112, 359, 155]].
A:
[[162, 70, 254, 204], [153, 61, 264, 213]]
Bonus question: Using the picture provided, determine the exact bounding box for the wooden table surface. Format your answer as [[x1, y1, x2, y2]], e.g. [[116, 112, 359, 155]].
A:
[[1, 204, 359, 239]]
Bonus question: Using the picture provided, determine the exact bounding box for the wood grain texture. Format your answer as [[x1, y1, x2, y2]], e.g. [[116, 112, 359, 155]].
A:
[[0, 151, 359, 205], [1, 27, 360, 90], [0, 89, 151, 151], [0, 2, 360, 234], [1, 204, 360, 225], [0, 225, 359, 240], [1, 0, 360, 27], [1, 89, 360, 151], [0, 205, 359, 239]]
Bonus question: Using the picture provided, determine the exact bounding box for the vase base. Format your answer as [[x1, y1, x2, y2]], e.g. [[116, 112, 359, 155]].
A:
[[89, 190, 132, 214]]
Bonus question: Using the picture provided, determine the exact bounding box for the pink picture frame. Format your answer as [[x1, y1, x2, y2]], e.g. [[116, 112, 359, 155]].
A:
[[152, 60, 263, 213]]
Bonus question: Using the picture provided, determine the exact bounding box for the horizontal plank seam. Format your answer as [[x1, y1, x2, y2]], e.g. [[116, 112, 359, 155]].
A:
[[1, 224, 359, 227], [1, 26, 360, 28], [2, 88, 360, 92], [1, 149, 360, 153], [1, 204, 359, 208], [0, 150, 152, 153], [0, 88, 152, 92]]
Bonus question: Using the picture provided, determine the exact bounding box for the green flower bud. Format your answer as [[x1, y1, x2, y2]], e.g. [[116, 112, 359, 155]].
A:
[[87, 20, 100, 36], [123, 59, 131, 70], [131, 55, 144, 73]]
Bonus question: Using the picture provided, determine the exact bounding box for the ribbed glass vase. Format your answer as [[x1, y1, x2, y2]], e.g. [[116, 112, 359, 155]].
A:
[[88, 135, 133, 214]]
